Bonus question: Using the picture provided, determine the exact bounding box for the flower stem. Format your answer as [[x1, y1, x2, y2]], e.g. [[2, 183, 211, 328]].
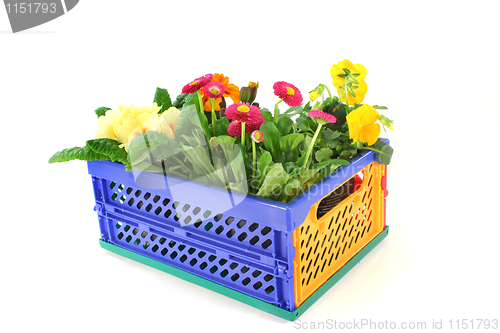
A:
[[196, 90, 204, 114], [274, 99, 283, 124], [324, 85, 333, 104], [361, 146, 385, 154], [302, 123, 323, 169], [252, 139, 256, 180], [241, 122, 246, 145], [340, 82, 350, 114], [210, 98, 216, 133]]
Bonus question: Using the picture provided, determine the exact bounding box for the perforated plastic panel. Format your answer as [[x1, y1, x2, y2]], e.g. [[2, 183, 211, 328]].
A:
[[292, 162, 386, 307]]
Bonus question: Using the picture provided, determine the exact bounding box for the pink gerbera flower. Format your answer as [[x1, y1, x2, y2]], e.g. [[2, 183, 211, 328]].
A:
[[308, 110, 337, 124], [273, 81, 303, 107], [182, 73, 213, 94], [225, 102, 261, 122], [204, 81, 225, 99]]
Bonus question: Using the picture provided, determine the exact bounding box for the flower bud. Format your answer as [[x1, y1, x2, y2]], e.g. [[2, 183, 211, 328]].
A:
[[209, 137, 219, 148], [379, 115, 394, 130], [309, 89, 321, 102], [251, 130, 264, 143], [240, 87, 252, 103], [248, 81, 259, 104]]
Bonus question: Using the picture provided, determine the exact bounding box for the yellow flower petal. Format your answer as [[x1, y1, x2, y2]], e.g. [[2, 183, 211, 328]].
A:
[[162, 124, 174, 139], [359, 123, 380, 146], [353, 63, 367, 81], [161, 107, 181, 129], [348, 119, 361, 143], [358, 104, 380, 126], [115, 125, 132, 146]]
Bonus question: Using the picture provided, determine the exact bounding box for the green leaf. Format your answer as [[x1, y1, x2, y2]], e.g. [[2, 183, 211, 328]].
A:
[[278, 178, 302, 202], [153, 87, 173, 113], [95, 107, 111, 118], [257, 151, 273, 187], [211, 135, 236, 144], [346, 75, 359, 84], [277, 115, 294, 136], [296, 116, 313, 132], [128, 131, 184, 167], [172, 93, 188, 108], [175, 104, 199, 140], [192, 111, 211, 141], [315, 148, 333, 163], [214, 117, 229, 136], [283, 106, 305, 116], [372, 140, 394, 165], [49, 146, 109, 163], [256, 163, 289, 199], [260, 108, 274, 123], [260, 122, 282, 161], [347, 84, 357, 97], [183, 93, 200, 112], [372, 105, 388, 110], [311, 158, 349, 171], [321, 128, 341, 141], [280, 133, 304, 152], [86, 138, 129, 164], [343, 68, 351, 75]]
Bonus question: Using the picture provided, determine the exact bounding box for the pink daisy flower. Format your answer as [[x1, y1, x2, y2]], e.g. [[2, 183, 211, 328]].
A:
[[225, 102, 261, 122], [251, 130, 264, 143], [227, 114, 265, 137], [273, 81, 303, 107], [227, 121, 243, 137], [182, 74, 213, 94], [204, 81, 225, 99], [308, 110, 337, 124]]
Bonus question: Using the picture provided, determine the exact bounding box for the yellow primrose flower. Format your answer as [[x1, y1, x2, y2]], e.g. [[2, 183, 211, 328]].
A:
[[346, 104, 381, 146], [159, 106, 181, 137], [95, 103, 162, 140], [95, 109, 123, 140], [330, 59, 368, 105], [95, 103, 181, 152], [115, 113, 163, 152]]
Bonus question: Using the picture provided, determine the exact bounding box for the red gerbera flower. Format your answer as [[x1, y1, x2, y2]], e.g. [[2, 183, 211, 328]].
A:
[[225, 102, 261, 122], [273, 81, 303, 107], [182, 74, 213, 94], [204, 81, 225, 99]]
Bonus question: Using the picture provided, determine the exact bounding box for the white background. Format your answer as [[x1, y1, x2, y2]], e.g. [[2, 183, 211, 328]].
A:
[[1, 1, 499, 332]]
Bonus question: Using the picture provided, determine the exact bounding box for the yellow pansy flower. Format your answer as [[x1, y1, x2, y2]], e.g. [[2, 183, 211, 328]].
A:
[[330, 59, 368, 105], [346, 104, 381, 146]]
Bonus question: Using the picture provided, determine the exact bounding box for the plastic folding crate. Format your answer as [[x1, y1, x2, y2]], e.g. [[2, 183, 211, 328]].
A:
[[88, 138, 390, 321]]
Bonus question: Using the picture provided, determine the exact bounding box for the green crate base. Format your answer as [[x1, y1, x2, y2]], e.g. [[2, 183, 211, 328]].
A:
[[99, 226, 389, 321]]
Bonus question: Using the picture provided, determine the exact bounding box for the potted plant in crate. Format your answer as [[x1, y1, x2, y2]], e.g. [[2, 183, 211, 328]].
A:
[[49, 60, 394, 320]]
